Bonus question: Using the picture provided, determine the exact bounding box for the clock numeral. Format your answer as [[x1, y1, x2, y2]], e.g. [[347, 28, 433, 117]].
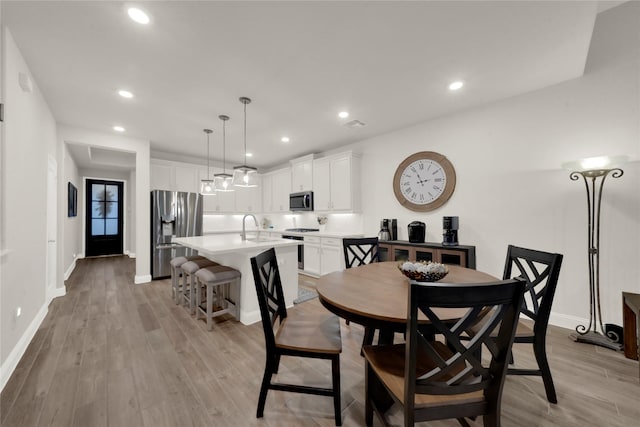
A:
[[434, 178, 442, 182], [411, 192, 417, 200], [432, 169, 440, 175], [403, 187, 411, 195], [419, 194, 424, 201], [418, 162, 424, 170], [403, 181, 411, 187], [433, 185, 441, 191]]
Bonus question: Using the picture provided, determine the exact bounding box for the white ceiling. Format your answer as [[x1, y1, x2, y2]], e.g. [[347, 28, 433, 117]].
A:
[[3, 1, 607, 171]]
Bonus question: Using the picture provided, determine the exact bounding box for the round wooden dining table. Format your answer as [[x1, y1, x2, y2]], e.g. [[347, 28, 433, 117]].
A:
[[316, 262, 498, 341]]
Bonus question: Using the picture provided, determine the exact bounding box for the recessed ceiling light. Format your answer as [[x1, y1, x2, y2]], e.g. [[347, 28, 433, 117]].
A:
[[113, 126, 125, 132], [281, 136, 290, 143], [448, 81, 464, 91], [118, 90, 133, 98], [128, 8, 150, 25], [338, 111, 350, 119], [246, 152, 253, 157]]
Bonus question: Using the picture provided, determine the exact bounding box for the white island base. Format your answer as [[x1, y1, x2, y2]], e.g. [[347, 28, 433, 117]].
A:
[[173, 235, 300, 325]]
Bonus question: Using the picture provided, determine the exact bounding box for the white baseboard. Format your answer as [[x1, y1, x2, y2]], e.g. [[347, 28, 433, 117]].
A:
[[127, 252, 136, 258], [134, 274, 151, 284], [549, 311, 586, 331], [64, 259, 77, 281], [0, 302, 48, 392]]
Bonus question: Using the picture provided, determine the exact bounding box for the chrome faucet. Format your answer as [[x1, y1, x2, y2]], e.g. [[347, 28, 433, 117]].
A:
[[241, 214, 259, 241]]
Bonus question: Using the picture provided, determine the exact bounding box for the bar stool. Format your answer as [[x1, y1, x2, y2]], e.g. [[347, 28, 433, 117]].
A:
[[170, 255, 206, 304], [195, 265, 241, 330], [181, 258, 219, 314]]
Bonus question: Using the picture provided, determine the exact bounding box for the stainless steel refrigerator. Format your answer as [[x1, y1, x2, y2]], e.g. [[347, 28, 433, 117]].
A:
[[151, 190, 203, 279]]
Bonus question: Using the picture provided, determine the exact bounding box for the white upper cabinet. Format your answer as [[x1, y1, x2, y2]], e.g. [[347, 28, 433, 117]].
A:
[[151, 161, 201, 193], [312, 151, 361, 212], [150, 163, 175, 191], [175, 165, 199, 193], [235, 176, 262, 213], [290, 154, 314, 192], [272, 168, 292, 212], [261, 173, 274, 212], [262, 168, 291, 212]]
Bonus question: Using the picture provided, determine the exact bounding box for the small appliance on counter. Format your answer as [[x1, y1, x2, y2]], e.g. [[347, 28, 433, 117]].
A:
[[379, 219, 397, 241], [443, 216, 459, 246], [408, 221, 426, 243]]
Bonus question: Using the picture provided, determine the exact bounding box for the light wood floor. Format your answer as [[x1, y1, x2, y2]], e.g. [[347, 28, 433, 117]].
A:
[[1, 256, 638, 426]]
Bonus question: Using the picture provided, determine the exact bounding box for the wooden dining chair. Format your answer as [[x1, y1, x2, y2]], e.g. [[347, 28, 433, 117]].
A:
[[363, 278, 525, 427], [342, 237, 380, 346], [502, 245, 563, 403], [250, 248, 343, 426]]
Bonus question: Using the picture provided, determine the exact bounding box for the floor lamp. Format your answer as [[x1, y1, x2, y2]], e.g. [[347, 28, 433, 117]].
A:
[[564, 155, 627, 351]]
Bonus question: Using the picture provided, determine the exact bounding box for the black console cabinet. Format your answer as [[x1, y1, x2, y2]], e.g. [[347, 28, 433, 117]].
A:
[[378, 241, 476, 269]]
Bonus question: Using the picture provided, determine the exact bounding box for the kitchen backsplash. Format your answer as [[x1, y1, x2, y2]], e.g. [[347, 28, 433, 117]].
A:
[[203, 212, 363, 233]]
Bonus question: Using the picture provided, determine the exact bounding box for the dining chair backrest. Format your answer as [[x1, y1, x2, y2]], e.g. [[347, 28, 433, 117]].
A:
[[342, 237, 380, 269], [405, 278, 525, 419], [250, 248, 288, 351], [502, 245, 563, 337]]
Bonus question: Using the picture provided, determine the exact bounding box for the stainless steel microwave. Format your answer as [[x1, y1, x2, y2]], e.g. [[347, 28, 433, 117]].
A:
[[289, 191, 314, 211]]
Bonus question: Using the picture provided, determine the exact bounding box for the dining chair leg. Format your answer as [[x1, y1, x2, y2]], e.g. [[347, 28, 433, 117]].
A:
[[273, 354, 281, 374], [206, 281, 213, 331], [257, 360, 274, 418], [534, 339, 557, 403], [332, 355, 342, 426]]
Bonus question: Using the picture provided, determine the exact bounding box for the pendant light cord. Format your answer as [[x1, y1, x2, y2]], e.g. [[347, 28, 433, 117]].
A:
[[243, 100, 247, 165], [223, 119, 226, 173]]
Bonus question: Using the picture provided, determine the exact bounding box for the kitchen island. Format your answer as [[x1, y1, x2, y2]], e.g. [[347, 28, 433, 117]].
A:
[[173, 233, 300, 325]]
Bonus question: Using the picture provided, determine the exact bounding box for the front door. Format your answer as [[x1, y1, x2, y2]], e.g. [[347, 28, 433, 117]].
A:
[[85, 179, 124, 257]]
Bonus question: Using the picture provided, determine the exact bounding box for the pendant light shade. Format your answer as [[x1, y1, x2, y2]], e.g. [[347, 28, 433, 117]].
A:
[[233, 96, 258, 187], [214, 115, 234, 192], [200, 128, 216, 196]]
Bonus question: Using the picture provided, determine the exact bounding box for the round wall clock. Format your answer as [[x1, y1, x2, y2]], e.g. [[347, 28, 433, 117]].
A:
[[393, 151, 456, 212]]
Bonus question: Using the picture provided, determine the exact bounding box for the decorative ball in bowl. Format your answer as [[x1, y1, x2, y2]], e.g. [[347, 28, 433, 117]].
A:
[[398, 261, 449, 282]]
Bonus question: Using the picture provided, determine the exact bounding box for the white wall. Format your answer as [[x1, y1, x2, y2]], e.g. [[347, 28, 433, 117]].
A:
[[0, 28, 57, 384], [58, 126, 151, 283], [348, 3, 640, 327], [62, 143, 81, 280]]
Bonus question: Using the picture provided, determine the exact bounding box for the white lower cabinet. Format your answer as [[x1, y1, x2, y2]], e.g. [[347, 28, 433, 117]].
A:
[[303, 236, 342, 276]]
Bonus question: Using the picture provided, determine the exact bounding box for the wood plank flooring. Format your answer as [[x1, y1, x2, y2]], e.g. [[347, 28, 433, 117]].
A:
[[1, 256, 638, 426]]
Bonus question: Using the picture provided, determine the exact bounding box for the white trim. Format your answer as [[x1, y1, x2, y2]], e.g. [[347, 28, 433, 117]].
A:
[[64, 259, 77, 281], [127, 252, 136, 258], [0, 302, 48, 392], [549, 311, 586, 331], [47, 286, 66, 303], [134, 274, 152, 284]]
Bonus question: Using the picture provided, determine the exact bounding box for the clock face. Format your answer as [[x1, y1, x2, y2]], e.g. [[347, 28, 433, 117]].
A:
[[393, 151, 456, 212]]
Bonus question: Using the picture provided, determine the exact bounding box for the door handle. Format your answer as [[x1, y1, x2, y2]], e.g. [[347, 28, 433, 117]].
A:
[[48, 239, 56, 243]]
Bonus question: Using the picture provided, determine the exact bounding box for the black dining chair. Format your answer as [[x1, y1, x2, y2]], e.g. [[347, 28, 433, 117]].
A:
[[502, 245, 563, 403], [250, 248, 343, 426], [342, 237, 380, 346], [363, 278, 525, 427]]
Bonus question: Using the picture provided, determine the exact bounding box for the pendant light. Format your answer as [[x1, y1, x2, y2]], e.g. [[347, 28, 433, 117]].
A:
[[214, 115, 234, 192], [200, 128, 216, 196], [232, 96, 258, 187]]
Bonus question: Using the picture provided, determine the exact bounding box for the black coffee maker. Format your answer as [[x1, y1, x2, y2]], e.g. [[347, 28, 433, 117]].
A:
[[442, 216, 459, 246]]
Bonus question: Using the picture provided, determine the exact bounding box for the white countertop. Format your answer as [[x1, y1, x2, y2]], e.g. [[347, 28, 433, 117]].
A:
[[173, 233, 300, 256]]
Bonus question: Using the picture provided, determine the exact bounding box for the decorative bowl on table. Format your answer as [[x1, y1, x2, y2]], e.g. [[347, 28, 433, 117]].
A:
[[398, 261, 449, 282]]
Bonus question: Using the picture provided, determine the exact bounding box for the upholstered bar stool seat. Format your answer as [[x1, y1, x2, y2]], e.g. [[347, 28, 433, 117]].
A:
[[195, 265, 241, 330], [170, 255, 206, 304], [181, 258, 219, 314]]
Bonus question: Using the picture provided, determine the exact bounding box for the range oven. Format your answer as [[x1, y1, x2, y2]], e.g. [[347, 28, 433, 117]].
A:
[[282, 228, 319, 270]]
